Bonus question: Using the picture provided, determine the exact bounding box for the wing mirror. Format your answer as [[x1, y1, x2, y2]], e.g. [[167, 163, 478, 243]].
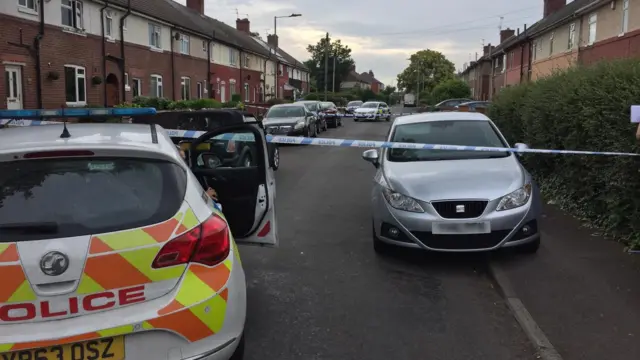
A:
[[362, 149, 380, 168], [197, 153, 222, 169], [514, 142, 530, 157]]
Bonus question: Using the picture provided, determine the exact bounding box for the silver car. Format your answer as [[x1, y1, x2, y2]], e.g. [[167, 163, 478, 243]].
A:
[[362, 112, 542, 254]]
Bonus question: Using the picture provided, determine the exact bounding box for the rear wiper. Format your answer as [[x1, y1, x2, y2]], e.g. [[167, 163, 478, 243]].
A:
[[0, 222, 59, 234]]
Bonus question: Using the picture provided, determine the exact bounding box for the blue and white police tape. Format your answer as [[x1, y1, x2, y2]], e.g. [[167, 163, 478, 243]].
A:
[[3, 118, 638, 157], [164, 130, 640, 157]]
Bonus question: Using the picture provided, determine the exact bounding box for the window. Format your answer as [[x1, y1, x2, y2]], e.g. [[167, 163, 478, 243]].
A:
[[509, 51, 515, 68], [179, 34, 189, 55], [549, 32, 554, 55], [244, 83, 249, 102], [202, 40, 207, 52], [61, 0, 83, 30], [104, 11, 113, 39], [122, 18, 127, 30], [124, 73, 129, 86], [229, 49, 237, 65], [149, 23, 161, 49], [229, 80, 236, 95], [568, 23, 575, 49], [588, 13, 597, 45], [279, 64, 283, 74], [197, 82, 203, 99], [622, 0, 629, 34], [0, 158, 187, 241], [64, 65, 86, 105], [180, 77, 191, 100], [150, 75, 163, 98], [132, 78, 141, 97], [18, 0, 37, 12], [242, 55, 250, 68]]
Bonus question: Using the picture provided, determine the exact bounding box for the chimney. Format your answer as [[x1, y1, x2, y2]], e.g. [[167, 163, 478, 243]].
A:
[[236, 18, 250, 33], [267, 34, 278, 48], [543, 0, 566, 18], [500, 28, 515, 43], [186, 0, 204, 14], [483, 44, 493, 56], [369, 70, 374, 77]]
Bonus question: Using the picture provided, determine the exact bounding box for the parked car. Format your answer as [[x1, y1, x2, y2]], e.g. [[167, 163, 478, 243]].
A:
[[456, 101, 491, 114], [296, 100, 327, 132], [362, 111, 541, 254], [428, 98, 473, 112], [133, 109, 280, 171], [318, 102, 342, 128], [346, 100, 364, 113], [353, 101, 392, 122], [262, 103, 319, 138]]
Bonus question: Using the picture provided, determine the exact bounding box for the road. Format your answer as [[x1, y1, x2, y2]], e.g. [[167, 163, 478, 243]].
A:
[[239, 107, 535, 360]]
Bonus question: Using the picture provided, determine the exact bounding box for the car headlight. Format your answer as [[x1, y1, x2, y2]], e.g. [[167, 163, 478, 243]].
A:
[[382, 188, 424, 213], [496, 183, 532, 211], [294, 120, 305, 129]]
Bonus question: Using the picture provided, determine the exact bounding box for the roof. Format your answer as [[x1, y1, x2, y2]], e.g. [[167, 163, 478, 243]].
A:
[[344, 70, 370, 83], [108, 0, 307, 68], [393, 111, 489, 126], [359, 72, 383, 85]]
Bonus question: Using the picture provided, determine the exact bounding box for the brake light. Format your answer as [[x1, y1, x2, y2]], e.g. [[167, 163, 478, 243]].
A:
[[226, 140, 237, 153], [152, 215, 230, 269], [23, 150, 95, 159]]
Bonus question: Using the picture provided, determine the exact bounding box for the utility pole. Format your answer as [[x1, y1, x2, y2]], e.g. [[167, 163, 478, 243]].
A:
[[331, 50, 336, 93], [324, 32, 329, 101]]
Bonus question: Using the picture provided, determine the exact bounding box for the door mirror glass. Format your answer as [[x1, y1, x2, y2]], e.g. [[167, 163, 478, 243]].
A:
[[362, 149, 379, 167], [514, 142, 529, 157]]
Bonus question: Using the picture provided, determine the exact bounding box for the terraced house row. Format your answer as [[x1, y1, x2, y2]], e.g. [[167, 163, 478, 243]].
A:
[[460, 0, 640, 100], [0, 0, 310, 110]]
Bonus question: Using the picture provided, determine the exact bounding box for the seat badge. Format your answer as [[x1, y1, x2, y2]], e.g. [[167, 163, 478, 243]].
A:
[[455, 205, 465, 213]]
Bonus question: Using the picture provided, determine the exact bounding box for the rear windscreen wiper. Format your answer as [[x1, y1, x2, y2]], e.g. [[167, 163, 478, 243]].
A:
[[0, 222, 59, 234]]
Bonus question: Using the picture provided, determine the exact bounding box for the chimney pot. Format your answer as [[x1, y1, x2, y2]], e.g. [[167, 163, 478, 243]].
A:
[[500, 28, 515, 43], [186, 0, 204, 14], [236, 18, 250, 33], [543, 0, 567, 18]]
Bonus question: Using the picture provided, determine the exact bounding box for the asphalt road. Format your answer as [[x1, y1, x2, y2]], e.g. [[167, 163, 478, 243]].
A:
[[240, 108, 535, 360]]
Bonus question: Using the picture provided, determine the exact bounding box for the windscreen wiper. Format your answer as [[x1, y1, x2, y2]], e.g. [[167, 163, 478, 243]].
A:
[[0, 222, 59, 234]]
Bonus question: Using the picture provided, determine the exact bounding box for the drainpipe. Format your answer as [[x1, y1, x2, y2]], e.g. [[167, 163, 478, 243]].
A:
[[520, 24, 527, 83], [120, 0, 131, 102], [239, 50, 244, 103], [489, 47, 494, 100], [100, 1, 109, 106], [206, 32, 213, 99], [170, 27, 177, 101], [34, 0, 45, 108]]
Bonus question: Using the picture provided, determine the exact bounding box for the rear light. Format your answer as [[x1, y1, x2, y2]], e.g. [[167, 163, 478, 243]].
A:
[[23, 150, 95, 159], [226, 140, 237, 153], [152, 215, 230, 268]]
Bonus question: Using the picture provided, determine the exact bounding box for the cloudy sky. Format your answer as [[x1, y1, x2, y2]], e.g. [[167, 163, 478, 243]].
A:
[[178, 0, 548, 86]]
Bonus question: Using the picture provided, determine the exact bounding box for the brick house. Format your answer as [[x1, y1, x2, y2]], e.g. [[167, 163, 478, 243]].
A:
[[359, 70, 384, 93], [0, 0, 309, 110], [341, 65, 371, 91]]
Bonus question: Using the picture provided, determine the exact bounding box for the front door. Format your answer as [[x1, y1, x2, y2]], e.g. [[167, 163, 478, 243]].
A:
[[4, 66, 23, 110], [220, 82, 226, 102]]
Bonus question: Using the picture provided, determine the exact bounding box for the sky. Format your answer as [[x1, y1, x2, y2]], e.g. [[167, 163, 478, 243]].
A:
[[177, 0, 547, 87]]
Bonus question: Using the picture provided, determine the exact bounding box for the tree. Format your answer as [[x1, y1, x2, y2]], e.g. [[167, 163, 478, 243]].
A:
[[396, 50, 456, 94], [430, 79, 471, 103], [306, 36, 355, 93]]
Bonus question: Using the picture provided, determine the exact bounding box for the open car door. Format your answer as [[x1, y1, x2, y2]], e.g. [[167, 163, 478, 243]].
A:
[[187, 124, 278, 246]]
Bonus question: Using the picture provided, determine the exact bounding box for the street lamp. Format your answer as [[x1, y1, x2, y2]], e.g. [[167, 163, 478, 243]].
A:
[[273, 13, 302, 99]]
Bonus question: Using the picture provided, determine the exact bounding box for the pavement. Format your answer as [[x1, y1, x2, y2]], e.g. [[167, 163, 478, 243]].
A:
[[238, 106, 640, 360]]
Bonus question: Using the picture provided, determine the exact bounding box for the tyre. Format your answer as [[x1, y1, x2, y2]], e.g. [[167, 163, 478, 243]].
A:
[[517, 237, 540, 254], [312, 123, 318, 137], [354, 118, 359, 122], [323, 121, 328, 131], [271, 147, 279, 170], [386, 116, 390, 122], [230, 334, 245, 360], [305, 126, 311, 138]]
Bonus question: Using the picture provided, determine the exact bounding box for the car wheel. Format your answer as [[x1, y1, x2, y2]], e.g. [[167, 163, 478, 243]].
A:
[[305, 126, 311, 138], [354, 118, 359, 122], [230, 334, 245, 360], [518, 237, 540, 254], [386, 116, 390, 122], [312, 123, 318, 137], [272, 147, 280, 170], [323, 121, 328, 131]]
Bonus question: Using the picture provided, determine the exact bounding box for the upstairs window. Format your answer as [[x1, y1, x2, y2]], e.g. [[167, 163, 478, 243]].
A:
[[179, 34, 189, 55], [61, 0, 84, 30], [18, 0, 38, 13], [149, 23, 161, 49]]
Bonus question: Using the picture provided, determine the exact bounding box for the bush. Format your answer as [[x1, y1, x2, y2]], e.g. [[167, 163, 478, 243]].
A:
[[430, 79, 471, 103], [305, 93, 320, 100], [231, 94, 242, 103], [488, 59, 640, 249]]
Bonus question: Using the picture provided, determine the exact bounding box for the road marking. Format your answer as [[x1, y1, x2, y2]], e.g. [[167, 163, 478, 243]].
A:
[[489, 261, 564, 360]]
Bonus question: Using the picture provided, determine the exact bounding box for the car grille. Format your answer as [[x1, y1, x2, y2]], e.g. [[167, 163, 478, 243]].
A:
[[431, 200, 488, 219], [266, 126, 291, 134], [411, 230, 510, 250]]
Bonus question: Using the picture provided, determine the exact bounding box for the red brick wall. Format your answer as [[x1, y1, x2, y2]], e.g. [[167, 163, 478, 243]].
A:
[[0, 14, 209, 109], [504, 43, 531, 86], [579, 29, 640, 66]]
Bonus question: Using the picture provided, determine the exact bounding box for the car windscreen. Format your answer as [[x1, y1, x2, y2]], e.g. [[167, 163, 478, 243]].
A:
[[347, 101, 362, 106], [361, 103, 378, 108], [320, 103, 336, 109], [0, 157, 187, 241], [303, 103, 318, 111], [266, 106, 305, 118], [387, 120, 510, 162]]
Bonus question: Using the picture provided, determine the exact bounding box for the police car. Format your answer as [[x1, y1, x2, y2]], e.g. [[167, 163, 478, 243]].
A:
[[0, 108, 277, 359], [353, 101, 391, 122]]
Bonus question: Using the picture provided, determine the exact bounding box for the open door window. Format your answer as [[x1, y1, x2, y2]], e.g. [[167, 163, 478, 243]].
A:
[[186, 124, 278, 246]]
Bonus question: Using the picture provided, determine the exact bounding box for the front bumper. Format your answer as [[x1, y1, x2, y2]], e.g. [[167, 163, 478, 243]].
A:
[[371, 189, 541, 252], [354, 113, 377, 120], [265, 125, 305, 136]]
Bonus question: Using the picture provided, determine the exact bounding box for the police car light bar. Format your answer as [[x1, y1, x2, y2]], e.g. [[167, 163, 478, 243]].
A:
[[0, 107, 157, 119]]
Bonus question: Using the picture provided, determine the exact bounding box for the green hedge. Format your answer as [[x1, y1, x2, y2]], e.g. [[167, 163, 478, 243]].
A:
[[488, 59, 640, 249], [131, 97, 229, 110]]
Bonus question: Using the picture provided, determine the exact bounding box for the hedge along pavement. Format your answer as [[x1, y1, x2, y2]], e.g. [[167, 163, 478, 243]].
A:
[[488, 59, 640, 250]]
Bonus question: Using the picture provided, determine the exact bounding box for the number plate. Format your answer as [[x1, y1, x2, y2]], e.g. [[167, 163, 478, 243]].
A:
[[1, 337, 124, 360], [432, 222, 491, 235]]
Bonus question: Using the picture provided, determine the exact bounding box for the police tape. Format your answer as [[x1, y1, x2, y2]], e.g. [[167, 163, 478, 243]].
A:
[[242, 105, 408, 117], [2, 119, 638, 156]]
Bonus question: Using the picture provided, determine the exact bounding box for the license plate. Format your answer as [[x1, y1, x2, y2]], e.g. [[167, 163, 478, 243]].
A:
[[1, 337, 124, 360], [432, 222, 491, 235]]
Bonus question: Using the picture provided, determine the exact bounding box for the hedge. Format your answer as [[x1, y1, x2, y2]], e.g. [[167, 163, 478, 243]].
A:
[[488, 59, 640, 249]]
